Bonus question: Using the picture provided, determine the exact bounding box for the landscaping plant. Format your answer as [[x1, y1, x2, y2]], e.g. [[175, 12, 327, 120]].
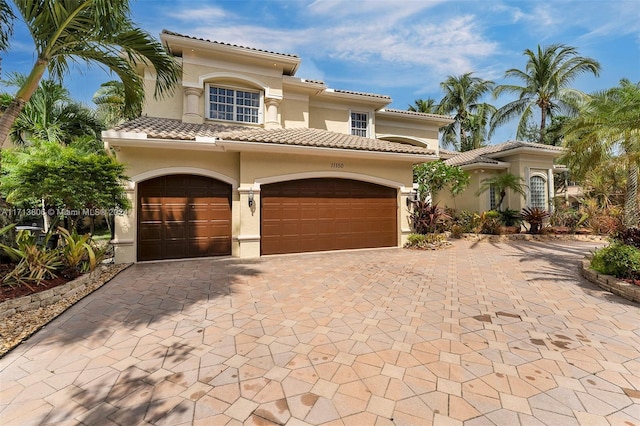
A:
[[521, 207, 550, 234], [58, 227, 99, 277], [409, 201, 451, 234], [591, 242, 640, 280], [480, 210, 504, 235], [0, 229, 62, 288]]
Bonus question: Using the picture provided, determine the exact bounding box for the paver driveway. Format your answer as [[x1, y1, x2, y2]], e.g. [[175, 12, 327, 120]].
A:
[[1, 240, 639, 425]]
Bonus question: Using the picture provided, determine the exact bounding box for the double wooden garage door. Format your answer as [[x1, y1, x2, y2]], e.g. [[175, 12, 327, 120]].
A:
[[138, 176, 397, 260], [261, 178, 397, 255]]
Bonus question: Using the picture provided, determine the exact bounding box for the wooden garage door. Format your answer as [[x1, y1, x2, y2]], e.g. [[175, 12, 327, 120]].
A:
[[261, 178, 397, 255], [137, 174, 231, 261]]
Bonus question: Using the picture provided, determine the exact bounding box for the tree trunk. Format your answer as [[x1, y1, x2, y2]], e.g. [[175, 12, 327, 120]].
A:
[[624, 163, 639, 229], [0, 59, 48, 152], [539, 106, 547, 145], [0, 98, 26, 149], [41, 198, 51, 233]]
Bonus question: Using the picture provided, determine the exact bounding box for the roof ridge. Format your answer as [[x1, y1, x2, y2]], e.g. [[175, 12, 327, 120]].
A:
[[161, 29, 299, 58]]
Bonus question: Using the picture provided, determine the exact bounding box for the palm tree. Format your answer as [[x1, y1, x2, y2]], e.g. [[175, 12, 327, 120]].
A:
[[561, 79, 640, 228], [437, 73, 495, 152], [0, 0, 14, 52], [3, 75, 105, 231], [476, 173, 527, 211], [93, 80, 140, 128], [463, 102, 496, 152], [408, 98, 438, 113], [491, 44, 601, 144], [5, 74, 102, 145], [0, 0, 180, 149]]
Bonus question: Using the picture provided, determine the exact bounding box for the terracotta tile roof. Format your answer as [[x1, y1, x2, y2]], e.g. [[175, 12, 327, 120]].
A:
[[161, 30, 299, 58], [217, 127, 434, 154], [110, 117, 435, 155], [444, 141, 564, 167], [112, 116, 247, 140]]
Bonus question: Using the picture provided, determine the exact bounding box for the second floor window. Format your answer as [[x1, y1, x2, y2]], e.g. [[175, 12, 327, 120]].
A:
[[350, 112, 368, 137], [208, 86, 261, 124]]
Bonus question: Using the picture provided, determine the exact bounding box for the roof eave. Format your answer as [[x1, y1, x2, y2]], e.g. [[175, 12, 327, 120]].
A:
[[486, 146, 565, 159], [457, 161, 511, 170], [161, 32, 301, 75], [376, 109, 454, 125], [217, 139, 436, 162]]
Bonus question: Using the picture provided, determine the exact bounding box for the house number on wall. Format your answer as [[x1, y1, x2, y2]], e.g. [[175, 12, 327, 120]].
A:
[[330, 162, 344, 168]]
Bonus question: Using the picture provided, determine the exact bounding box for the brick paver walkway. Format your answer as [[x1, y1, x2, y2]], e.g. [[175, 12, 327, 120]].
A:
[[1, 240, 638, 425]]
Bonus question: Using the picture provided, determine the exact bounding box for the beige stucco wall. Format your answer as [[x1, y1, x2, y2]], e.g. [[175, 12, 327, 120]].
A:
[[433, 152, 557, 213], [281, 97, 309, 128], [308, 105, 349, 133], [111, 146, 416, 263], [434, 169, 498, 212], [112, 146, 241, 263]]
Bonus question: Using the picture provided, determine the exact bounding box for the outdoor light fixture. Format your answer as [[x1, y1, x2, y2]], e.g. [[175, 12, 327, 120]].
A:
[[248, 188, 254, 208], [406, 190, 418, 207]]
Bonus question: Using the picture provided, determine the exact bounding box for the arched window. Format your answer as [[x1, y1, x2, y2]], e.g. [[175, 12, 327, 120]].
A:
[[529, 175, 547, 210]]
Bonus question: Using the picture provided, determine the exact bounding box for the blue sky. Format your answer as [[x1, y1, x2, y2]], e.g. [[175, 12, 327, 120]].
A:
[[2, 0, 639, 143]]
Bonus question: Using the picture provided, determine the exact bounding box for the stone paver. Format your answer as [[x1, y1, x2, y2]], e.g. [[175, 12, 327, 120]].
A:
[[1, 240, 639, 425]]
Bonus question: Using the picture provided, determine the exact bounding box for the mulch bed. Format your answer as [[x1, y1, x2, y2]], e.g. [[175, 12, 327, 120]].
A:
[[0, 263, 79, 303]]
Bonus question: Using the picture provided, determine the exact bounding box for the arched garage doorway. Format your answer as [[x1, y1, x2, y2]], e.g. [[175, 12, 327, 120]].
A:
[[137, 174, 232, 261], [261, 178, 397, 255]]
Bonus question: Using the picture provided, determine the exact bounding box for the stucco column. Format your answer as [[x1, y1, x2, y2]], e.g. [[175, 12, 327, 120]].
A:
[[264, 97, 281, 129], [236, 185, 261, 258], [547, 168, 555, 213], [524, 166, 530, 207], [183, 87, 204, 124]]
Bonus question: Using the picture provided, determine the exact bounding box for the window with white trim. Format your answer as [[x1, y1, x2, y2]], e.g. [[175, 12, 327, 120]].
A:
[[350, 111, 368, 137], [529, 175, 547, 209], [207, 86, 262, 124], [489, 184, 498, 210]]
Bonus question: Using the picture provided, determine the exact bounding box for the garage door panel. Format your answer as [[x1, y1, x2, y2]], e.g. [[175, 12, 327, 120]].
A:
[[261, 178, 397, 255], [137, 174, 231, 261]]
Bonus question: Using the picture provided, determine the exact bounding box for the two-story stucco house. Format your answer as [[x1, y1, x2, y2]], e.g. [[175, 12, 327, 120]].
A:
[[103, 30, 453, 263]]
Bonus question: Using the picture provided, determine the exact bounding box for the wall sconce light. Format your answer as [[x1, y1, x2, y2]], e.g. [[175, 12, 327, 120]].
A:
[[406, 190, 418, 207], [248, 188, 254, 208]]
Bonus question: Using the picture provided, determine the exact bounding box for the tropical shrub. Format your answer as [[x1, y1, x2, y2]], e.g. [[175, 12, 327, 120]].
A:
[[480, 210, 503, 235], [57, 227, 99, 277], [499, 209, 522, 227], [521, 207, 550, 234], [409, 201, 451, 234], [405, 233, 449, 249], [614, 228, 640, 249], [449, 210, 482, 236], [550, 206, 587, 233], [0, 227, 105, 288], [0, 230, 62, 288], [591, 243, 640, 279]]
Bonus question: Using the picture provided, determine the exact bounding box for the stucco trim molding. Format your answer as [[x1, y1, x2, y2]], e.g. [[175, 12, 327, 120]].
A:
[[129, 167, 239, 189], [252, 171, 405, 189], [234, 234, 261, 242]]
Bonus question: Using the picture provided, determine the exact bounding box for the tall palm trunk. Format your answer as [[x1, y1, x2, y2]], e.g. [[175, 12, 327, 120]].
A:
[[0, 99, 26, 148], [0, 60, 48, 149], [624, 163, 639, 229], [539, 105, 547, 145]]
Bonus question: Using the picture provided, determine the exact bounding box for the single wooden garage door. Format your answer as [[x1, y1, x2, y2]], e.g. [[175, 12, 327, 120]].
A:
[[261, 178, 397, 255], [138, 174, 231, 261]]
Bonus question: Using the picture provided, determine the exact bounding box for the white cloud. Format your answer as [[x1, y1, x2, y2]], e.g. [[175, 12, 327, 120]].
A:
[[167, 6, 227, 22]]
